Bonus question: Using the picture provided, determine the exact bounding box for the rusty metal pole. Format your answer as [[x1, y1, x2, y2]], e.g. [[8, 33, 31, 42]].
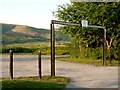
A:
[[10, 50, 13, 79], [103, 28, 106, 65], [50, 23, 55, 76], [38, 51, 42, 79]]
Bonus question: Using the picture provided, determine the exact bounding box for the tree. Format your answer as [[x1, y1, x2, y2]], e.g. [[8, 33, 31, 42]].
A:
[[54, 2, 120, 60]]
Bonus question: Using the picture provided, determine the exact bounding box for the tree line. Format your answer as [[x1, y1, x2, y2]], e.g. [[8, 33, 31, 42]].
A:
[[54, 2, 120, 60]]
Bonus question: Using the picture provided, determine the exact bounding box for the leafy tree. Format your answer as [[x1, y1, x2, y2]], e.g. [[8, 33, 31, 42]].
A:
[[54, 2, 120, 60]]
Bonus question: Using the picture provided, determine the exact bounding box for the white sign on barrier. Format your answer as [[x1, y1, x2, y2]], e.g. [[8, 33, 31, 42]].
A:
[[81, 20, 88, 27]]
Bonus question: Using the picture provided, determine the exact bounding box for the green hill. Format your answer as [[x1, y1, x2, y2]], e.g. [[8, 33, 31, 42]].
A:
[[1, 23, 70, 45]]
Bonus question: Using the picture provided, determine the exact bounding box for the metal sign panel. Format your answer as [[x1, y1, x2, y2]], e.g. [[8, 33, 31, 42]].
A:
[[81, 20, 88, 27]]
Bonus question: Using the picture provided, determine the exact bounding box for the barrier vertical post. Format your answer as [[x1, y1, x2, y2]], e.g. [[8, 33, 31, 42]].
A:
[[50, 23, 55, 76], [38, 51, 42, 79], [103, 28, 106, 65], [10, 50, 13, 79]]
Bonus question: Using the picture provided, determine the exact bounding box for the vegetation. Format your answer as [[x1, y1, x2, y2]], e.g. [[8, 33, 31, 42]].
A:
[[1, 76, 70, 90], [1, 42, 70, 55], [57, 57, 119, 66], [65, 42, 103, 59], [54, 2, 120, 61], [1, 42, 119, 65]]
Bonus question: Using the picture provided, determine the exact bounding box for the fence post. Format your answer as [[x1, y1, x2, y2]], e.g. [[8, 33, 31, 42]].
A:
[[103, 28, 106, 66], [38, 51, 42, 79], [50, 23, 55, 77], [9, 50, 13, 79], [118, 46, 120, 65]]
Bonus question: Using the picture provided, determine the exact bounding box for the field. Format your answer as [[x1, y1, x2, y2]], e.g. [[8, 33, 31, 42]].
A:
[[1, 42, 70, 55]]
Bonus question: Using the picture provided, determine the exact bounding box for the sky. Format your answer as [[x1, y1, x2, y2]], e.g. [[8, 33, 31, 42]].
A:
[[0, 0, 70, 29]]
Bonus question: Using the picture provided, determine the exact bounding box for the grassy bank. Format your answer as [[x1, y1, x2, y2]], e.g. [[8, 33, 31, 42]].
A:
[[57, 57, 119, 66], [1, 42, 69, 55], [1, 76, 70, 90]]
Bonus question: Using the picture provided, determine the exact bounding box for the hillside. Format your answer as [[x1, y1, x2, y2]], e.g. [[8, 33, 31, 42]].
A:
[[1, 23, 70, 45]]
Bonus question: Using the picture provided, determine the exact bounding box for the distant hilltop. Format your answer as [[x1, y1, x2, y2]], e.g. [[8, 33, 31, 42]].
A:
[[1, 23, 70, 45], [1, 23, 50, 35]]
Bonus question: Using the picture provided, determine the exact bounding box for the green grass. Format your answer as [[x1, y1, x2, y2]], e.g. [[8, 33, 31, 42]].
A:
[[57, 57, 119, 66], [1, 42, 69, 55], [2, 42, 50, 48], [1, 76, 70, 90]]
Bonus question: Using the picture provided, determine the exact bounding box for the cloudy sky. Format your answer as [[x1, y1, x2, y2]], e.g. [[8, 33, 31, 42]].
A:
[[0, 0, 70, 29]]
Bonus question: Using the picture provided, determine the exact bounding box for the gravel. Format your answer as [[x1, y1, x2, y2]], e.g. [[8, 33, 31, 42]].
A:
[[1, 54, 119, 88]]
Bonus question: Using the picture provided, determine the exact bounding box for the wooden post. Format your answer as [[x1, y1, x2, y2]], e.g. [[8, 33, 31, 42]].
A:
[[38, 51, 42, 79], [9, 50, 13, 79], [103, 28, 106, 66], [50, 23, 55, 76], [118, 46, 120, 65]]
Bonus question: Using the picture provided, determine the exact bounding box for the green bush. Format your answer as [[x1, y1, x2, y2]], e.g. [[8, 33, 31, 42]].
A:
[[66, 43, 103, 59], [55, 46, 69, 55]]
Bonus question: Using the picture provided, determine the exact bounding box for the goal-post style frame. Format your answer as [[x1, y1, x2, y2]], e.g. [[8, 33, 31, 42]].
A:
[[50, 20, 106, 76]]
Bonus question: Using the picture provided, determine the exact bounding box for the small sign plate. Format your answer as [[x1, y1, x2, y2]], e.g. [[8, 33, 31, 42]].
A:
[[81, 20, 88, 27]]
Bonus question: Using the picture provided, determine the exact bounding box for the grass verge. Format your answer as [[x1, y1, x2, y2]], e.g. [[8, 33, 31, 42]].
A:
[[57, 57, 119, 66], [1, 76, 70, 90]]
